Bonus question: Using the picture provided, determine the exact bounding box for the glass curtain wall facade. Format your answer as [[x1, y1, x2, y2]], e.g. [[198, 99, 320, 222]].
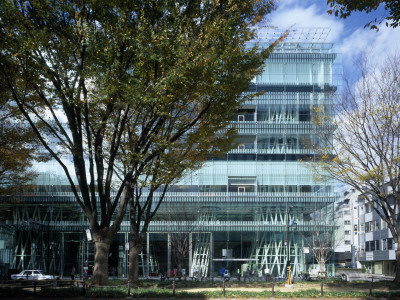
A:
[[0, 29, 340, 279]]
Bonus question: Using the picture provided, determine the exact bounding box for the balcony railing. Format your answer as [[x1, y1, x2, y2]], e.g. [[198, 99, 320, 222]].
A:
[[229, 148, 316, 154]]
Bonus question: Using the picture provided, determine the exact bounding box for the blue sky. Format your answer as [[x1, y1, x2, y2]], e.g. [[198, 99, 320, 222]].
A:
[[269, 0, 400, 78]]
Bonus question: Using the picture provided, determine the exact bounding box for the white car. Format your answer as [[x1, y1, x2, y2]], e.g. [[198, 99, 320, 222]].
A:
[[11, 270, 58, 280]]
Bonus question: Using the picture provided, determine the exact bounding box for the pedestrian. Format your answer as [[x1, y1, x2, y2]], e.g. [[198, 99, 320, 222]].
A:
[[71, 266, 76, 280]]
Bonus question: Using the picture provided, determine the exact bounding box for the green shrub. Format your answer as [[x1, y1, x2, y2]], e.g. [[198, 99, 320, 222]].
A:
[[336, 268, 364, 273], [106, 279, 129, 286]]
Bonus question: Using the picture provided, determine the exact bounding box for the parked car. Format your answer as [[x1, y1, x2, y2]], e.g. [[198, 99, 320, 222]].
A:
[[11, 270, 59, 280]]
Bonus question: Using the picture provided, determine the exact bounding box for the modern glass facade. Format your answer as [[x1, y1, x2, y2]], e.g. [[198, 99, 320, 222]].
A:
[[0, 30, 340, 279]]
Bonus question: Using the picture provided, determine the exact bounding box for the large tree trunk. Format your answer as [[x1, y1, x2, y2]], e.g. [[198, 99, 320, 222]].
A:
[[177, 262, 183, 279], [318, 261, 326, 273], [395, 249, 400, 283], [91, 241, 111, 286], [128, 243, 142, 286]]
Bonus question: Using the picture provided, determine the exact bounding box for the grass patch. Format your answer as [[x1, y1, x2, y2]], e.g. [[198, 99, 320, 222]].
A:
[[0, 287, 33, 298], [1, 278, 399, 298], [38, 286, 83, 298], [0, 286, 83, 298], [85, 287, 128, 298], [84, 286, 400, 298]]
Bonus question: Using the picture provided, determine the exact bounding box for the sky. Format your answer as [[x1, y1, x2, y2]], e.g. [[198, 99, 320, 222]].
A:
[[268, 0, 400, 80]]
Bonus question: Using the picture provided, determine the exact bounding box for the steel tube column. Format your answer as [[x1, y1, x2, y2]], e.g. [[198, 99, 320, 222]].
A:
[[167, 233, 171, 277], [146, 233, 150, 277], [189, 233, 192, 277], [210, 232, 213, 278], [286, 206, 293, 285], [61, 233, 64, 277]]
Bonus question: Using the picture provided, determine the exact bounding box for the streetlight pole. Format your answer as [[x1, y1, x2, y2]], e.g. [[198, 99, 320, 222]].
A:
[[286, 205, 294, 286]]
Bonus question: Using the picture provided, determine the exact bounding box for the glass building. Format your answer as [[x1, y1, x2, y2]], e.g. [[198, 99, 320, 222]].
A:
[[0, 28, 340, 279]]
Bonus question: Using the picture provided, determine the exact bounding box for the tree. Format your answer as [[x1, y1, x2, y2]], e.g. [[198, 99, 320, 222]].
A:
[[327, 0, 400, 29], [0, 0, 281, 285], [0, 95, 44, 195], [171, 231, 191, 278], [302, 204, 342, 276], [168, 203, 197, 279], [315, 53, 400, 282]]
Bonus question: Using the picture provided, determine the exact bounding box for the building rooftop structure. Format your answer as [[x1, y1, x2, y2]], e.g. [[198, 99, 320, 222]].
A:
[[254, 27, 331, 43]]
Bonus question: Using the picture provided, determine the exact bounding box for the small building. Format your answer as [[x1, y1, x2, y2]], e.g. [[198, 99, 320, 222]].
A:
[[334, 189, 360, 268], [357, 192, 398, 276]]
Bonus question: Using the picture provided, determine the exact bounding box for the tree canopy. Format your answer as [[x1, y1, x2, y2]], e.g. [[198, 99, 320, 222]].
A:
[[0, 0, 279, 285], [0, 90, 46, 195], [327, 0, 400, 29]]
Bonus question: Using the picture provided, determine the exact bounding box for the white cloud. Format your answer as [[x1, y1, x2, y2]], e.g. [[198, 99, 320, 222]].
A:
[[269, 3, 344, 42], [341, 24, 400, 70], [265, 1, 399, 82]]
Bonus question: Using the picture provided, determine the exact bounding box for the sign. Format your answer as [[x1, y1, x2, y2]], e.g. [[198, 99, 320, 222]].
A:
[[303, 247, 310, 254], [86, 229, 92, 241], [366, 252, 373, 261]]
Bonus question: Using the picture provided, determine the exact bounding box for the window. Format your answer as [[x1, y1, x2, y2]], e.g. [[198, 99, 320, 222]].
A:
[[344, 210, 350, 215], [370, 241, 375, 251], [345, 240, 351, 245], [238, 115, 245, 122], [370, 221, 375, 231], [383, 238, 394, 250], [381, 219, 388, 229], [345, 230, 351, 235], [228, 176, 256, 193], [388, 238, 393, 250], [365, 240, 379, 251], [364, 220, 379, 232], [344, 220, 351, 225]]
